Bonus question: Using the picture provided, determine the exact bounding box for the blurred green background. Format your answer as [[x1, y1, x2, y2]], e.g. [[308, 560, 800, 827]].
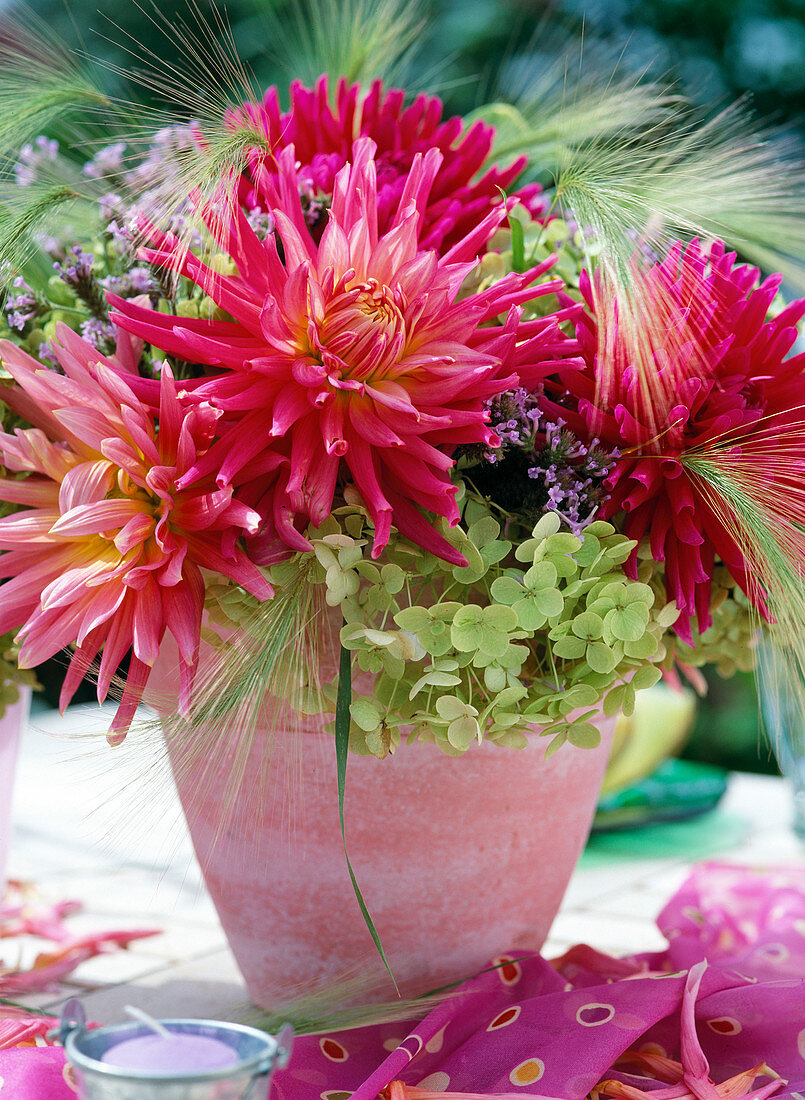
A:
[[18, 0, 804, 774]]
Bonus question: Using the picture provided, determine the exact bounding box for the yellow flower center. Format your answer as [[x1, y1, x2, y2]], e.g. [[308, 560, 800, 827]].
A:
[[317, 278, 406, 382]]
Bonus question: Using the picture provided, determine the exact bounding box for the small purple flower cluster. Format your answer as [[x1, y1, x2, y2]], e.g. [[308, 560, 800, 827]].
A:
[[83, 142, 128, 181], [484, 386, 542, 461], [477, 387, 617, 533], [100, 268, 153, 297], [79, 316, 116, 352], [53, 245, 94, 286], [14, 137, 59, 186], [53, 247, 110, 336], [3, 277, 40, 332]]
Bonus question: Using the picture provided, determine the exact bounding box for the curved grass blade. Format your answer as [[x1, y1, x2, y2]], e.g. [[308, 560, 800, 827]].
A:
[[335, 641, 398, 993]]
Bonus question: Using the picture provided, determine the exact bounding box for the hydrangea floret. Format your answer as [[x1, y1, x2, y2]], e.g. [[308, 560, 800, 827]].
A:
[[209, 484, 674, 760]]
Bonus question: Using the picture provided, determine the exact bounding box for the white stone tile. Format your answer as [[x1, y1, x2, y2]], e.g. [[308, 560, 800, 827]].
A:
[[719, 773, 793, 832], [591, 888, 672, 920], [0, 933, 51, 971], [36, 870, 216, 923], [132, 923, 227, 962], [74, 947, 248, 1023], [563, 858, 681, 907], [67, 949, 166, 988], [548, 911, 669, 955], [634, 863, 696, 894], [10, 987, 81, 1014], [715, 830, 805, 866]]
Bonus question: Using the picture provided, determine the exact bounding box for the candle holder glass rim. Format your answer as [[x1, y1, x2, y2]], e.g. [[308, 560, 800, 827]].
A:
[[64, 1017, 289, 1083]]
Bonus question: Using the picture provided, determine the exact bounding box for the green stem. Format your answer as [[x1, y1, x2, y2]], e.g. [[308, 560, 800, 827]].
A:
[[335, 642, 398, 993]]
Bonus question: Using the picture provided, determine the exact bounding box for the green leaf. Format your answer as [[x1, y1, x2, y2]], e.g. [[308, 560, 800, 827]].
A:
[[408, 670, 462, 699], [547, 532, 582, 554], [447, 714, 480, 749], [606, 605, 649, 642], [451, 605, 485, 651], [572, 611, 603, 640], [632, 666, 663, 692], [587, 640, 618, 673], [544, 730, 567, 758], [394, 606, 430, 632], [603, 684, 627, 716], [381, 563, 406, 593], [567, 721, 602, 749], [532, 588, 564, 618], [484, 665, 508, 693], [490, 575, 525, 605], [494, 685, 529, 708], [350, 698, 382, 732], [532, 513, 562, 540], [624, 633, 660, 659], [510, 213, 526, 272], [468, 515, 500, 546], [335, 644, 397, 991], [552, 635, 587, 660], [435, 695, 470, 721]]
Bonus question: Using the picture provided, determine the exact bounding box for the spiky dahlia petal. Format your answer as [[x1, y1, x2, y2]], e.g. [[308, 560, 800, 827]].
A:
[[0, 327, 271, 737], [229, 75, 548, 254], [112, 138, 574, 560], [547, 239, 805, 639]]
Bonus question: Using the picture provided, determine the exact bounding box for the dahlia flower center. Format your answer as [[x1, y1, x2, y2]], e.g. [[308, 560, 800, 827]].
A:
[[316, 277, 406, 382]]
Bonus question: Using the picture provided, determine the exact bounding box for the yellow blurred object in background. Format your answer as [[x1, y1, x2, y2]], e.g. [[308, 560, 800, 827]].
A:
[[603, 685, 698, 795]]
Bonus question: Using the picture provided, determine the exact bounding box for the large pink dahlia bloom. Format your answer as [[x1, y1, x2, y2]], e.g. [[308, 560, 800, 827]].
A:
[[111, 138, 575, 563], [0, 325, 272, 738], [230, 76, 546, 253], [543, 240, 805, 640]]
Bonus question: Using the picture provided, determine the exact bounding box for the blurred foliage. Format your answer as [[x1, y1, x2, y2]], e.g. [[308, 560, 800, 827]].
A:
[[682, 668, 780, 776], [16, 0, 804, 128]]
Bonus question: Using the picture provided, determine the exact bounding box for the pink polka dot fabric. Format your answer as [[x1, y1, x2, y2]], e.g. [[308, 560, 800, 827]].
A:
[[1, 862, 803, 1099], [272, 862, 805, 1099]]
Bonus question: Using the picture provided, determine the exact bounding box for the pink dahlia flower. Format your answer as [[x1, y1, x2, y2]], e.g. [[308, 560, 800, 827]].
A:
[[110, 138, 576, 563], [543, 240, 805, 640], [230, 76, 547, 253], [0, 325, 272, 739]]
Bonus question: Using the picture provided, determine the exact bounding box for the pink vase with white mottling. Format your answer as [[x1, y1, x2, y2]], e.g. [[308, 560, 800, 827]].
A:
[[0, 687, 31, 898], [152, 639, 613, 1008]]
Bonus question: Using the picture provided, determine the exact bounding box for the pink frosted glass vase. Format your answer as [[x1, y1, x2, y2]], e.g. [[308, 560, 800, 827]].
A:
[[0, 687, 31, 898], [151, 639, 613, 1008]]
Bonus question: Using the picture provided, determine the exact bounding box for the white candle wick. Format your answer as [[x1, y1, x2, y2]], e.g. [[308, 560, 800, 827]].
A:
[[124, 1005, 172, 1040]]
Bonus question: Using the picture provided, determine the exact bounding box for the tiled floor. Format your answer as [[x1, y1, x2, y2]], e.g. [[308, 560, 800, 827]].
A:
[[6, 699, 803, 1025]]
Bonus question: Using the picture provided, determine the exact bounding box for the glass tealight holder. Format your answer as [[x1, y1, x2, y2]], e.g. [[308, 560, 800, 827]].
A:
[[58, 1000, 293, 1100]]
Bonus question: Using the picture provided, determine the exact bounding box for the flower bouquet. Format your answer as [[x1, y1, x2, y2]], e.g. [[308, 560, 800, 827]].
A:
[[0, 0, 803, 1002]]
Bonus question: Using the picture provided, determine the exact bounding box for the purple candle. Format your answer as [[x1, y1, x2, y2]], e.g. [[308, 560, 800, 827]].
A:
[[100, 1031, 239, 1075]]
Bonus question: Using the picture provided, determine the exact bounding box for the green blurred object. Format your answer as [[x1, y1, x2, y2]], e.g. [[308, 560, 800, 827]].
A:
[[593, 758, 729, 833], [584, 804, 749, 861], [681, 669, 779, 776]]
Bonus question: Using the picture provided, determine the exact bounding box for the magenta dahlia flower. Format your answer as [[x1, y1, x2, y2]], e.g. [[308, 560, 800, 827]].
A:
[[543, 240, 805, 640], [110, 138, 576, 563], [0, 325, 272, 739], [230, 76, 547, 254]]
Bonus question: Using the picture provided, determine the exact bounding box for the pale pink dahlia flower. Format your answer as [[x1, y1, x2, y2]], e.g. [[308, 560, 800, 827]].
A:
[[110, 138, 575, 563], [230, 76, 547, 253], [543, 240, 805, 640], [0, 325, 272, 739]]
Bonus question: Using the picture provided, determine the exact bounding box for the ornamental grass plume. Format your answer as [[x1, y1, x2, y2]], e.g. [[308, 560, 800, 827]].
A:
[[542, 239, 805, 642], [0, 324, 272, 740], [110, 137, 577, 564]]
